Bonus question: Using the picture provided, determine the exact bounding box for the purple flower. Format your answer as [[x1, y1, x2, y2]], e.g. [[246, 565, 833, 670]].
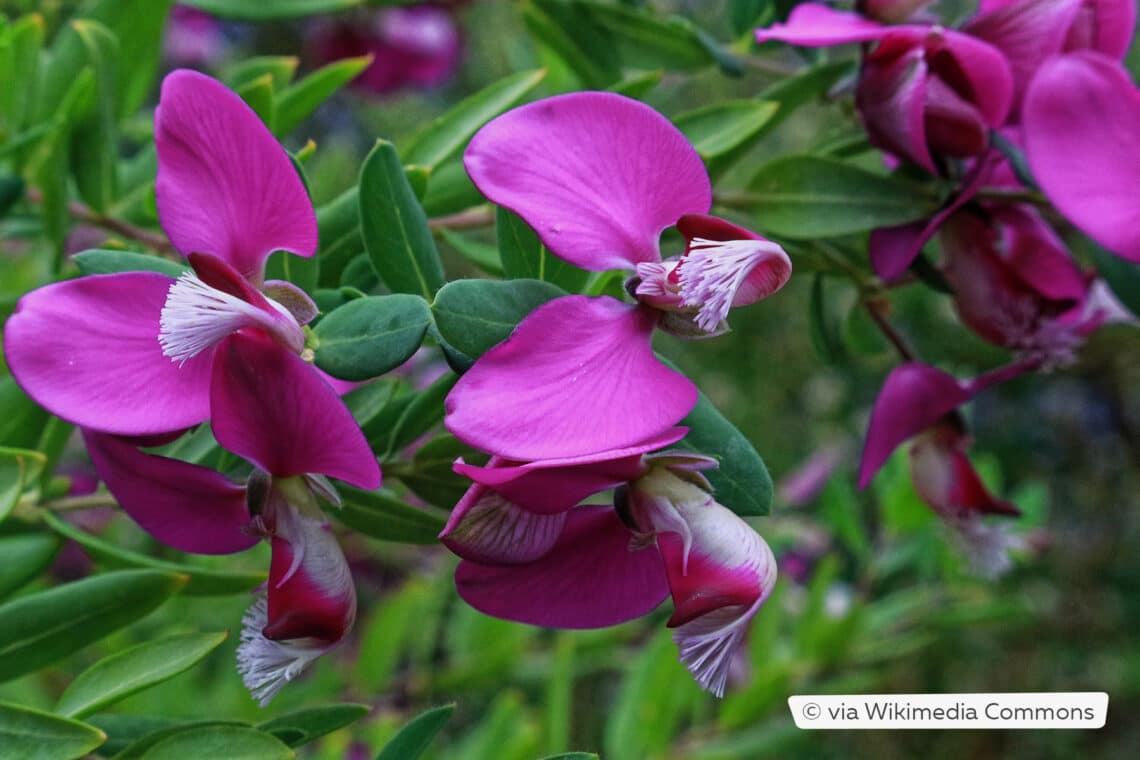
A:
[[1023, 51, 1140, 263], [756, 4, 1014, 173], [445, 92, 790, 461], [82, 332, 379, 704], [441, 445, 777, 698], [4, 70, 334, 440]]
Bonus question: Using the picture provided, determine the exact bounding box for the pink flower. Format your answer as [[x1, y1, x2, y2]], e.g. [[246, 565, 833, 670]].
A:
[[859, 363, 1023, 574], [306, 5, 461, 95], [446, 92, 790, 460], [82, 333, 379, 704], [756, 4, 1013, 173], [163, 6, 228, 69], [1023, 51, 1140, 263], [442, 445, 777, 698], [4, 71, 336, 440], [939, 205, 1132, 367], [963, 0, 1136, 118]]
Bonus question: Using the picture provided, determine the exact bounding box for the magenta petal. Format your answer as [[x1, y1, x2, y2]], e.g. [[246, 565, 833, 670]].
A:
[[454, 427, 687, 515], [1023, 52, 1140, 263], [858, 363, 974, 488], [858, 47, 935, 172], [924, 29, 1014, 129], [155, 69, 317, 283], [210, 333, 381, 488], [754, 3, 892, 45], [83, 430, 256, 555], [439, 480, 569, 564], [464, 92, 710, 271], [445, 296, 698, 461], [454, 506, 669, 629], [4, 273, 213, 435]]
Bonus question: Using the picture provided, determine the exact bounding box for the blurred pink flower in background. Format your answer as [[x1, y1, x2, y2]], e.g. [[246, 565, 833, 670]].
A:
[[164, 5, 229, 69]]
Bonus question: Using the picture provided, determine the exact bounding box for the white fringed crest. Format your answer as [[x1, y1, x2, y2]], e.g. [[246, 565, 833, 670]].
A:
[[235, 593, 328, 707]]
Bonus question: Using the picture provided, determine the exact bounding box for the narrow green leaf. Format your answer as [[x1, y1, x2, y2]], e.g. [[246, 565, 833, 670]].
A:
[[0, 376, 49, 450], [0, 702, 105, 760], [438, 230, 503, 277], [674, 100, 779, 160], [497, 209, 590, 292], [56, 632, 229, 718], [1, 14, 44, 137], [359, 140, 446, 298], [73, 249, 188, 278], [0, 530, 61, 601], [70, 19, 120, 212], [524, 1, 621, 88], [604, 632, 696, 760], [134, 724, 293, 759], [85, 714, 183, 757], [542, 755, 599, 760], [375, 704, 455, 760], [431, 278, 566, 360], [110, 720, 246, 759], [275, 55, 371, 136], [257, 704, 369, 748], [41, 512, 265, 596], [316, 186, 364, 287], [222, 56, 299, 91], [808, 273, 848, 366], [394, 434, 487, 509], [314, 294, 432, 381], [607, 70, 663, 99], [335, 488, 448, 545], [0, 446, 46, 522], [0, 570, 186, 682], [404, 69, 547, 170], [235, 73, 275, 130], [184, 0, 365, 19], [574, 1, 719, 72], [371, 372, 458, 459], [747, 155, 939, 238], [679, 388, 773, 516], [421, 159, 484, 217]]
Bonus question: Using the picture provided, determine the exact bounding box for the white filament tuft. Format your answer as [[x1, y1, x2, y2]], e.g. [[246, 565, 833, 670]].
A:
[[672, 598, 762, 698], [235, 593, 327, 707], [158, 272, 267, 365], [677, 238, 788, 333]]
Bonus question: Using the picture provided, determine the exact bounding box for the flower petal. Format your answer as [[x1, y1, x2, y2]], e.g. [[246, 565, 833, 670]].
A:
[[155, 69, 317, 283], [464, 92, 710, 271], [909, 424, 1021, 518], [439, 480, 569, 563], [922, 29, 1013, 129], [858, 46, 935, 172], [858, 363, 974, 488], [83, 430, 256, 554], [210, 332, 382, 488], [454, 506, 669, 628], [4, 273, 213, 435], [446, 295, 697, 461], [453, 428, 687, 515], [754, 3, 892, 45], [1023, 52, 1140, 262]]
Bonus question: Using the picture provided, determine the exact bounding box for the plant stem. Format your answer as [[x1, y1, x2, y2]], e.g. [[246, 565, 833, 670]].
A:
[[428, 206, 494, 231], [25, 186, 176, 254], [40, 492, 120, 513], [863, 296, 918, 362]]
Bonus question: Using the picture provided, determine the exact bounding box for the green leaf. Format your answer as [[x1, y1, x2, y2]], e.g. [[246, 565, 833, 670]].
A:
[[359, 140, 446, 299], [438, 230, 503, 277], [184, 0, 365, 19], [758, 60, 855, 116], [314, 294, 432, 381], [235, 73, 276, 130], [747, 155, 939, 238], [73, 249, 188, 278], [542, 755, 599, 760], [607, 70, 663, 99], [0, 377, 49, 450], [41, 512, 265, 596], [316, 187, 364, 286], [404, 69, 547, 170], [85, 715, 182, 757], [275, 55, 371, 136], [110, 720, 246, 759], [55, 632, 228, 718], [223, 56, 299, 91], [674, 100, 780, 160], [422, 159, 484, 217], [431, 278, 566, 360], [375, 704, 455, 760], [573, 1, 723, 72], [335, 488, 448, 545], [0, 702, 105, 760], [523, 2, 620, 88], [133, 724, 293, 759], [372, 372, 458, 459], [0, 14, 44, 137], [604, 631, 696, 760], [0, 446, 46, 522], [808, 273, 848, 365], [394, 434, 487, 509], [497, 209, 590, 292], [0, 530, 61, 601], [257, 704, 369, 748], [679, 389, 773, 516], [69, 19, 119, 212], [0, 570, 186, 682]]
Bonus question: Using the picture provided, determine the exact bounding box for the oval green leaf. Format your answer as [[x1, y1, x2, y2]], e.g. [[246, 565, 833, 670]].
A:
[[674, 100, 780, 160], [0, 530, 61, 601], [359, 140, 446, 299], [56, 632, 229, 718], [183, 0, 362, 19], [746, 155, 939, 238], [314, 294, 432, 381], [256, 703, 369, 748], [135, 724, 293, 759], [375, 704, 455, 760], [497, 209, 590, 292], [0, 570, 186, 683], [334, 488, 448, 545], [431, 278, 566, 360], [72, 249, 187, 278], [680, 389, 773, 517], [42, 512, 265, 596], [0, 702, 105, 760]]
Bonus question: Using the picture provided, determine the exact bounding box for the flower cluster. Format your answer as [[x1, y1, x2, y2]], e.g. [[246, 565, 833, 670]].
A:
[[758, 0, 1138, 566], [5, 71, 381, 704], [440, 91, 790, 695]]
